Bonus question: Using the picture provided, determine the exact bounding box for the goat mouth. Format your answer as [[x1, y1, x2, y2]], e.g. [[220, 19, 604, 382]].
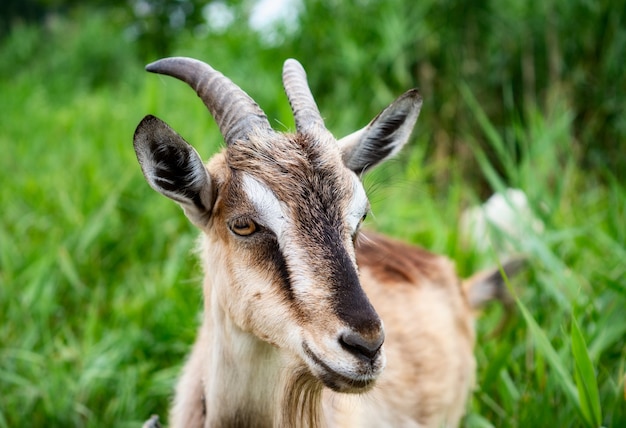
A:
[[302, 342, 379, 393]]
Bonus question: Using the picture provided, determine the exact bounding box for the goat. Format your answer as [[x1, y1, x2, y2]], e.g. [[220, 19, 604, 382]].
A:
[[134, 57, 520, 427]]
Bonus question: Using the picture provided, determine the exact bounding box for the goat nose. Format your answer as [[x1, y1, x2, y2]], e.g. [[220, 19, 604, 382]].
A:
[[340, 331, 385, 361]]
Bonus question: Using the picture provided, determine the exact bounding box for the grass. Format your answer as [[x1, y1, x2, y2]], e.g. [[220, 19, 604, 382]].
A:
[[0, 41, 209, 425], [1, 13, 624, 428]]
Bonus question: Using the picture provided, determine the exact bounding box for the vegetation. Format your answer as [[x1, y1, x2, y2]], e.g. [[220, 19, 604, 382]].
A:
[[0, 1, 624, 427]]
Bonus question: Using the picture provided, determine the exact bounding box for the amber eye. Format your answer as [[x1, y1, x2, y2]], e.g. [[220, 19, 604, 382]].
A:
[[229, 218, 258, 236]]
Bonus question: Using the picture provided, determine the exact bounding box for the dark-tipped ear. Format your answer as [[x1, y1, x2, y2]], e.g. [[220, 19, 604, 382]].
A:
[[462, 258, 526, 309], [338, 89, 422, 174], [133, 115, 214, 227]]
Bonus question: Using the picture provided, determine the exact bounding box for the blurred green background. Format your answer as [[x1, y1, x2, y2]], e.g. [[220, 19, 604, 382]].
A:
[[0, 0, 624, 426]]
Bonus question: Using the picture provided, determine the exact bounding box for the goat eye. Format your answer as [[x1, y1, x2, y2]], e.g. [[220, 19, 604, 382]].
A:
[[229, 218, 258, 236], [357, 213, 367, 229], [352, 213, 368, 244]]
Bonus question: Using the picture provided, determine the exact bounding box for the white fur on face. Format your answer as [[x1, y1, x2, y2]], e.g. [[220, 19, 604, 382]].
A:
[[242, 172, 367, 238], [241, 173, 288, 237], [346, 175, 369, 234]]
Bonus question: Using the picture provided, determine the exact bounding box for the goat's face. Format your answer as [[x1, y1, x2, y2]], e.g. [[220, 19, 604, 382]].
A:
[[133, 58, 421, 393], [208, 131, 382, 392]]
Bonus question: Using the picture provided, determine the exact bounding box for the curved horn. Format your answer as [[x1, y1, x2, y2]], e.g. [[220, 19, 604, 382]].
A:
[[146, 57, 272, 145], [282, 59, 327, 133]]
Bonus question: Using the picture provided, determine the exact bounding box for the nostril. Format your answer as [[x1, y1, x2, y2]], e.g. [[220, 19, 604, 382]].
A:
[[339, 331, 384, 361]]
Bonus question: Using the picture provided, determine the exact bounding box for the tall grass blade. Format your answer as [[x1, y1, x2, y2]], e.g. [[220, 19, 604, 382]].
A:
[[459, 83, 516, 178], [588, 308, 626, 361], [465, 412, 496, 428], [571, 316, 602, 428], [458, 84, 506, 189], [515, 296, 583, 416]]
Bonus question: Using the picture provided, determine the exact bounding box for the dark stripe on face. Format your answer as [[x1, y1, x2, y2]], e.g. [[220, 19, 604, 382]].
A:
[[253, 230, 295, 302], [316, 225, 381, 335]]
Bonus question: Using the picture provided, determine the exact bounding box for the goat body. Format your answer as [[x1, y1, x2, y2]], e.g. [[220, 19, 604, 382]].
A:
[[133, 57, 518, 427]]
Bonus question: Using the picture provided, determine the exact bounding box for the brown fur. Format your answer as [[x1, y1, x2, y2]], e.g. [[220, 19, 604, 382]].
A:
[[356, 231, 456, 286]]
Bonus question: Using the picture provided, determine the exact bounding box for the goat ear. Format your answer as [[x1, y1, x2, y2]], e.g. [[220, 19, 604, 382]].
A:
[[133, 115, 214, 227], [338, 89, 422, 174]]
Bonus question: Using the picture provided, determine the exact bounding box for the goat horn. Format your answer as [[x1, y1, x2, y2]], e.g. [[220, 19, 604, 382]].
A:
[[146, 57, 272, 145], [282, 59, 327, 133]]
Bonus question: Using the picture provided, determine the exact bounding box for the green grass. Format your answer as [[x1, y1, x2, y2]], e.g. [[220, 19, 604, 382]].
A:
[[1, 12, 624, 428]]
